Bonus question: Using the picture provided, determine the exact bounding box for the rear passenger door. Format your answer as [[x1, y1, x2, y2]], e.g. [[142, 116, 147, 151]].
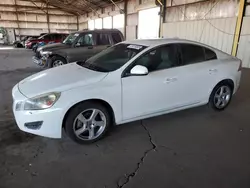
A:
[[111, 32, 123, 44], [177, 43, 219, 104], [93, 32, 112, 53]]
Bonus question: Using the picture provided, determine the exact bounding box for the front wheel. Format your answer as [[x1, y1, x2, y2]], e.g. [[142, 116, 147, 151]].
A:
[[64, 102, 112, 144], [48, 56, 67, 68], [209, 83, 233, 111]]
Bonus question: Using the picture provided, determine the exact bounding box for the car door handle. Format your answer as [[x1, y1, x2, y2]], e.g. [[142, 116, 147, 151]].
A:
[[164, 77, 177, 83], [209, 69, 217, 72]]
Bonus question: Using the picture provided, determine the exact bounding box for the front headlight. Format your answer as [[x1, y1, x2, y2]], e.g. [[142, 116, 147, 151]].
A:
[[22, 92, 61, 111], [41, 51, 52, 57]]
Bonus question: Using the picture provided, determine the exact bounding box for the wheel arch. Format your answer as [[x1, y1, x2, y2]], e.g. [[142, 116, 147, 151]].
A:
[[210, 79, 235, 97], [47, 54, 67, 67], [215, 79, 234, 91], [50, 54, 67, 61], [62, 99, 116, 129]]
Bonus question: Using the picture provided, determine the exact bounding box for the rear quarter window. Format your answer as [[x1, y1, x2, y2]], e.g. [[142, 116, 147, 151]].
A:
[[180, 44, 205, 65], [204, 48, 217, 60]]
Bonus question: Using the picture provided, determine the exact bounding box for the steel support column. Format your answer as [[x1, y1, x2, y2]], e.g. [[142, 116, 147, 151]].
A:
[[46, 2, 50, 33], [231, 0, 246, 56], [124, 0, 128, 39]]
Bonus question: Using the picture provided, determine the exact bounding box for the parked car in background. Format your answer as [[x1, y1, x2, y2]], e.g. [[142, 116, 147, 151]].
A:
[[13, 39, 242, 144], [33, 29, 124, 68], [25, 33, 68, 49], [13, 35, 39, 48], [32, 41, 56, 52]]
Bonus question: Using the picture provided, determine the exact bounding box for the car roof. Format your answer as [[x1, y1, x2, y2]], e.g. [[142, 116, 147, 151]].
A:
[[123, 38, 210, 48], [73, 29, 122, 34]]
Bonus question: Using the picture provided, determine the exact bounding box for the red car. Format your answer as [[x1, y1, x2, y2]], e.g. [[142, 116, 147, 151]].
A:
[[25, 33, 68, 49]]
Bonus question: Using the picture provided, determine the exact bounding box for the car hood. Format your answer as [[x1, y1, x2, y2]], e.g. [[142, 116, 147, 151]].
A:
[[37, 43, 69, 52], [18, 63, 108, 98]]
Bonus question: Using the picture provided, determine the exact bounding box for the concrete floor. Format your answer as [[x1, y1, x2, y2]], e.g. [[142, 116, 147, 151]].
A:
[[0, 48, 250, 188]]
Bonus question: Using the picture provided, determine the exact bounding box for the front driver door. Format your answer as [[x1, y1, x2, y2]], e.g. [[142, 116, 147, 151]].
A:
[[121, 44, 183, 120], [69, 33, 95, 62]]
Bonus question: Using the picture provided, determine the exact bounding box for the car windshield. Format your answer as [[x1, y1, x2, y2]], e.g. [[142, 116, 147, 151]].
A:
[[63, 33, 79, 45], [77, 43, 148, 72], [38, 34, 47, 40]]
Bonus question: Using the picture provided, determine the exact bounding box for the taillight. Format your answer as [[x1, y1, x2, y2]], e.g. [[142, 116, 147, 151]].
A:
[[238, 60, 242, 71]]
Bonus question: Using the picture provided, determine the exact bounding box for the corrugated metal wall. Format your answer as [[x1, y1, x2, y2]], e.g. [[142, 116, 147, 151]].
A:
[[237, 16, 250, 67], [161, 0, 250, 67], [0, 0, 78, 37], [162, 0, 238, 55], [163, 18, 237, 54]]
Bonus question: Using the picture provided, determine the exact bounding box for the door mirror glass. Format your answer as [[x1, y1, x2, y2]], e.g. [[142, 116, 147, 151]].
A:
[[130, 65, 148, 75]]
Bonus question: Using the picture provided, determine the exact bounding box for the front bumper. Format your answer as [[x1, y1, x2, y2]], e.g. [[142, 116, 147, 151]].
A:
[[12, 85, 63, 138], [25, 43, 32, 49], [32, 56, 47, 67]]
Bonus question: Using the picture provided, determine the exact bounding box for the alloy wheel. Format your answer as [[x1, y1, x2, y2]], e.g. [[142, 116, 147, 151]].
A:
[[73, 109, 107, 141], [213, 85, 231, 109], [53, 60, 64, 67]]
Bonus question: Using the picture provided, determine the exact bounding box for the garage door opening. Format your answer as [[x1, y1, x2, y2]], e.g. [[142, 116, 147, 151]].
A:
[[138, 7, 160, 39]]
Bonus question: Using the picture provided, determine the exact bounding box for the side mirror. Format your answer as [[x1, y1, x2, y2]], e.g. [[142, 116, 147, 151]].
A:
[[75, 42, 81, 47], [130, 65, 148, 76]]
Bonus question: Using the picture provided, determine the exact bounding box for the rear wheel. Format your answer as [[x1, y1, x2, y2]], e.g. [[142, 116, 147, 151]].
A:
[[64, 102, 112, 144], [209, 82, 233, 111]]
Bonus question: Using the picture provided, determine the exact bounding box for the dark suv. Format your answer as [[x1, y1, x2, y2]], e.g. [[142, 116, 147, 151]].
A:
[[33, 29, 124, 68]]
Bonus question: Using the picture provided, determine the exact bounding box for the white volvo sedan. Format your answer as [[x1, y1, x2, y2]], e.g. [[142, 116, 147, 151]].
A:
[[12, 39, 242, 144]]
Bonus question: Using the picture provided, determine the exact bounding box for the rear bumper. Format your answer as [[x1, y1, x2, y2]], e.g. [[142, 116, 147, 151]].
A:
[[234, 71, 241, 94]]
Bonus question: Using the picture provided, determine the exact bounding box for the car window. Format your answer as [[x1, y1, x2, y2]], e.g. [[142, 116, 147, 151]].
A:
[[51, 34, 58, 40], [76, 34, 93, 46], [132, 44, 179, 72], [180, 44, 205, 65], [55, 34, 61, 40], [63, 33, 79, 45], [111, 33, 122, 44], [205, 47, 217, 60], [96, 33, 111, 45], [78, 43, 148, 72], [43, 35, 52, 40]]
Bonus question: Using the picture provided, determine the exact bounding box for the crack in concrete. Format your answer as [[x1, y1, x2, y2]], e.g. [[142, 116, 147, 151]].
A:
[[117, 121, 156, 188]]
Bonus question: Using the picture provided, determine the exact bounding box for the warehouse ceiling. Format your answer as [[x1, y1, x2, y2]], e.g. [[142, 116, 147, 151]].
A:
[[32, 0, 123, 15]]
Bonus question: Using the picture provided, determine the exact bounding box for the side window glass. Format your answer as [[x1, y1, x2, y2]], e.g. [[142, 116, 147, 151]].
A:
[[51, 34, 57, 40], [77, 34, 93, 46], [133, 44, 178, 72], [55, 34, 60, 40], [205, 48, 217, 60], [96, 33, 111, 45], [43, 35, 50, 40], [180, 44, 205, 65], [111, 33, 122, 44]]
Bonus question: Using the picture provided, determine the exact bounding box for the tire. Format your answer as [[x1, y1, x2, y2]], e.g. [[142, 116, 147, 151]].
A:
[[48, 55, 66, 68], [208, 82, 233, 111], [64, 102, 112, 144]]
